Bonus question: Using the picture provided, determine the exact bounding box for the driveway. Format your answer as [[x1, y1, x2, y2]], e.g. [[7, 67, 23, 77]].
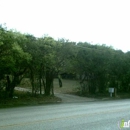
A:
[[55, 93, 97, 103], [15, 87, 97, 103]]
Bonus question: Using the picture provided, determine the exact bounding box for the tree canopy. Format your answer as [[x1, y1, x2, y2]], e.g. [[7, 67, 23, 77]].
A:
[[0, 24, 130, 98]]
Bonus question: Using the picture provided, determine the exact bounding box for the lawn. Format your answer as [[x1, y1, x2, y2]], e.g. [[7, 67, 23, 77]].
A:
[[1, 78, 130, 108], [0, 78, 79, 108], [19, 78, 80, 94]]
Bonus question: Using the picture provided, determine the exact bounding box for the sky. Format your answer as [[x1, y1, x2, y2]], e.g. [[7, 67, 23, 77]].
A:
[[0, 0, 130, 52]]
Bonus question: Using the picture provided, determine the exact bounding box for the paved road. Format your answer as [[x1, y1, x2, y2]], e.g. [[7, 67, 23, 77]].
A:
[[0, 99, 130, 130]]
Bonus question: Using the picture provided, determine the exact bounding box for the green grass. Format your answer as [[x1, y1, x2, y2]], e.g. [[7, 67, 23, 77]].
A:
[[0, 90, 62, 108], [1, 78, 130, 108], [0, 78, 79, 108], [19, 78, 80, 94], [54, 79, 79, 94]]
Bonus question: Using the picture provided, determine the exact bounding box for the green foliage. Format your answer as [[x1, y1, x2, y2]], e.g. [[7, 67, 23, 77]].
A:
[[0, 24, 130, 98]]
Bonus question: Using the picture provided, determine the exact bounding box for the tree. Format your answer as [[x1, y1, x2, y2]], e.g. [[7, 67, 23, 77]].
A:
[[37, 37, 76, 95], [74, 43, 115, 95], [0, 25, 31, 97]]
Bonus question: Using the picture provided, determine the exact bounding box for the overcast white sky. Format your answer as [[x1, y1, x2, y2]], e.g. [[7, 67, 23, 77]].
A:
[[0, 0, 130, 52]]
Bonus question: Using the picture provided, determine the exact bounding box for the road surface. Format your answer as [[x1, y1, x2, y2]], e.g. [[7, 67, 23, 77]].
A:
[[0, 99, 130, 130]]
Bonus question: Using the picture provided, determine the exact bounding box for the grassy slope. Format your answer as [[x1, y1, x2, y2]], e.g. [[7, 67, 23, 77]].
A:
[[0, 79, 79, 108], [18, 78, 79, 94]]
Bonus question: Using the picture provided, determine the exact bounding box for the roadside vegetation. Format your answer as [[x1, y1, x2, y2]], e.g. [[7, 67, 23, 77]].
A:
[[0, 24, 130, 108]]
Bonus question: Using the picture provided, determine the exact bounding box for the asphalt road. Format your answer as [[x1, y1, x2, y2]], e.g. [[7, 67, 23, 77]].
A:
[[0, 99, 130, 130]]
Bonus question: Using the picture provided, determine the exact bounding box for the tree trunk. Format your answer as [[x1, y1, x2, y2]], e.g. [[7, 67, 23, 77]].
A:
[[39, 64, 42, 95], [30, 69, 35, 95], [45, 71, 51, 96], [44, 70, 54, 96], [6, 75, 10, 92], [58, 74, 62, 87], [51, 79, 54, 96], [9, 76, 18, 98], [39, 78, 42, 94], [42, 78, 46, 93], [45, 78, 51, 96]]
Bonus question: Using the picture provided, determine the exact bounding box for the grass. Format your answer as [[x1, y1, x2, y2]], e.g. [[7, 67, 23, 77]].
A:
[[0, 91, 62, 108], [1, 78, 130, 108], [54, 79, 79, 94], [0, 78, 79, 108], [19, 78, 79, 94]]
